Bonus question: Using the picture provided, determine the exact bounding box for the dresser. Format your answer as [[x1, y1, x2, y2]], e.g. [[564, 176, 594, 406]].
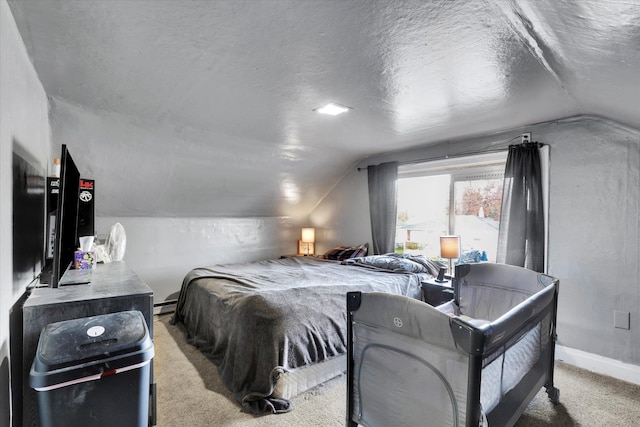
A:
[[22, 261, 156, 426]]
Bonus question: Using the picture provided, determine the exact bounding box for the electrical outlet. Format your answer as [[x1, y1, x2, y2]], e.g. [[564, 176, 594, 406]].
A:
[[614, 310, 630, 330], [521, 132, 532, 143]]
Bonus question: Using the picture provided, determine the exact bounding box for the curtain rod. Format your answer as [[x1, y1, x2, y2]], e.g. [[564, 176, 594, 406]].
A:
[[357, 140, 544, 171]]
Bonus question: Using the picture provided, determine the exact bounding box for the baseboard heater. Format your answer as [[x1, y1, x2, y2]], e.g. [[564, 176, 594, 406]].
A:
[[153, 299, 177, 315]]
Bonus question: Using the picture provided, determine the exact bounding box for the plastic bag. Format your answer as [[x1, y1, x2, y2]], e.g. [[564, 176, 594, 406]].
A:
[[105, 222, 127, 262], [94, 243, 111, 264]]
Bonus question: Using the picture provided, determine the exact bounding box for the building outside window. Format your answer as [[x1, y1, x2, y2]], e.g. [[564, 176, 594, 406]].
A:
[[395, 152, 507, 264]]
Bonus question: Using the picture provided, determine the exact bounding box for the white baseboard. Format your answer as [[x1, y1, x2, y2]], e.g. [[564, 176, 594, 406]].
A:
[[555, 345, 640, 385], [153, 301, 177, 315]]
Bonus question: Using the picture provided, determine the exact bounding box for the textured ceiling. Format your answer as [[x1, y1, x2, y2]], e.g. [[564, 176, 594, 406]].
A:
[[7, 0, 640, 217]]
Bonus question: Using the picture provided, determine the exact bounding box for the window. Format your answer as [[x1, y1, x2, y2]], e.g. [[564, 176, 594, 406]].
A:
[[395, 152, 507, 264]]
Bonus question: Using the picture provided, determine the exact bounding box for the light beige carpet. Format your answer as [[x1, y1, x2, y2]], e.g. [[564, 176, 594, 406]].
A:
[[154, 314, 640, 426]]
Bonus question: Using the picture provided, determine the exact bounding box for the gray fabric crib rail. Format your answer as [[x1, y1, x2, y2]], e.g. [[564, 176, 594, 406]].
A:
[[346, 263, 559, 427]]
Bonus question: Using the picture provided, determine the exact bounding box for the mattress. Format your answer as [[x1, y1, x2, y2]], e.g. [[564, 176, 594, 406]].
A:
[[172, 256, 428, 413], [272, 354, 346, 399]]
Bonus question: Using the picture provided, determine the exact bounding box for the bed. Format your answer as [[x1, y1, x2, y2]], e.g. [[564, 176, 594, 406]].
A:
[[171, 253, 441, 414], [346, 262, 560, 427]]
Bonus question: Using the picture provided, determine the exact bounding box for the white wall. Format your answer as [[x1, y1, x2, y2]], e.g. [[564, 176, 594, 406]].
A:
[[95, 216, 301, 303], [312, 116, 640, 367], [46, 99, 307, 304], [47, 96, 336, 220], [309, 165, 371, 255], [0, 1, 51, 424]]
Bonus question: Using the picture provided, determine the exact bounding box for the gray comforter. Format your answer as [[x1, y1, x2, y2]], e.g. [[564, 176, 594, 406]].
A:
[[171, 256, 426, 414]]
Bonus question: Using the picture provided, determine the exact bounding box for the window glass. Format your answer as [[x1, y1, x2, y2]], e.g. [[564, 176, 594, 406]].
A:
[[395, 153, 506, 265], [452, 173, 504, 262], [396, 175, 450, 255]]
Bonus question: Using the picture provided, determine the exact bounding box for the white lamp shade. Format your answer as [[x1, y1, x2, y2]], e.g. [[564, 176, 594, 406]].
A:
[[301, 228, 315, 243], [440, 236, 460, 259]]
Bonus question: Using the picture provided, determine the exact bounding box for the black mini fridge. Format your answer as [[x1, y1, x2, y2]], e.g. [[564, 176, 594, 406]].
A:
[[30, 310, 154, 427]]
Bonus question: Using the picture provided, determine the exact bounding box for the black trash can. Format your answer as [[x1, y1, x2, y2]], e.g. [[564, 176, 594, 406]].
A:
[[30, 310, 154, 427]]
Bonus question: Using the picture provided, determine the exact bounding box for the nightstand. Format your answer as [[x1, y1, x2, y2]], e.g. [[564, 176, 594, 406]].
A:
[[22, 262, 156, 426], [421, 278, 454, 306]]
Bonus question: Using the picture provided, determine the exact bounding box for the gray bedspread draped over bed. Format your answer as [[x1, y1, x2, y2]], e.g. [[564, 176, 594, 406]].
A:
[[170, 256, 425, 414]]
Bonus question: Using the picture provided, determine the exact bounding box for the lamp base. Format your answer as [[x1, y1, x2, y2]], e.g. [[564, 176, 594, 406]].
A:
[[434, 267, 447, 282], [298, 240, 315, 256]]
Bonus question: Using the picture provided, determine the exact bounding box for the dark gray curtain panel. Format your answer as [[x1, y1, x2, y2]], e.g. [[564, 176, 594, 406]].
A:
[[497, 143, 544, 272], [367, 162, 398, 255]]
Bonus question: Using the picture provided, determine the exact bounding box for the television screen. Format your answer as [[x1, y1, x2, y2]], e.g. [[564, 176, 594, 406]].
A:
[[50, 145, 81, 288]]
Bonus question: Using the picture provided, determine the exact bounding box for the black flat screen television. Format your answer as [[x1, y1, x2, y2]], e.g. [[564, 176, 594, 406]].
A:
[[50, 145, 81, 288]]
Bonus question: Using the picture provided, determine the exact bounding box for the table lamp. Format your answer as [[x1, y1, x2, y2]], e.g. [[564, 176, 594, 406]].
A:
[[440, 235, 460, 276], [299, 228, 315, 256]]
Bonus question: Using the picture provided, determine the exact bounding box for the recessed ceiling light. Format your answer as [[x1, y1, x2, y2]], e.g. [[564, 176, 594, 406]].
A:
[[314, 103, 351, 116]]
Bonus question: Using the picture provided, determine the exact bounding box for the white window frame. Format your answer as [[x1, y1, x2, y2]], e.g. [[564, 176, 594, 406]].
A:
[[397, 151, 509, 259]]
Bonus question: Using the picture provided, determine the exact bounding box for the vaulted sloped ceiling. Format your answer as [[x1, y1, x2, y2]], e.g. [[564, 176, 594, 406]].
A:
[[7, 0, 640, 218]]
